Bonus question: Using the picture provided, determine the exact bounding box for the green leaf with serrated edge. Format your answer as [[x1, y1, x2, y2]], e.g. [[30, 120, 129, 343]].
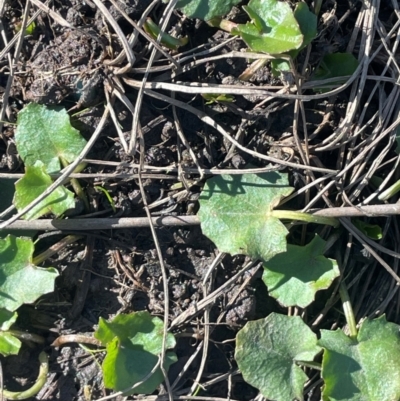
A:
[[313, 53, 359, 92], [0, 331, 21, 356], [15, 103, 87, 174], [198, 172, 293, 262], [0, 235, 59, 312], [236, 313, 321, 401], [235, 0, 303, 55], [319, 315, 400, 401], [262, 235, 340, 308], [14, 161, 74, 220], [271, 2, 317, 76], [95, 311, 177, 395], [176, 0, 241, 21]]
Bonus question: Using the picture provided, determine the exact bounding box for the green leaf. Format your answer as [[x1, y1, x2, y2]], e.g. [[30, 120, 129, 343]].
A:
[[15, 103, 87, 174], [198, 172, 294, 262], [294, 2, 317, 49], [0, 309, 21, 356], [352, 219, 382, 240], [0, 331, 21, 356], [14, 161, 75, 220], [319, 315, 400, 401], [313, 53, 359, 92], [143, 18, 188, 50], [0, 309, 18, 331], [202, 93, 235, 104], [95, 311, 177, 395], [262, 235, 340, 308], [236, 313, 321, 401], [0, 235, 59, 312], [270, 2, 317, 76], [176, 0, 241, 21], [235, 0, 303, 54]]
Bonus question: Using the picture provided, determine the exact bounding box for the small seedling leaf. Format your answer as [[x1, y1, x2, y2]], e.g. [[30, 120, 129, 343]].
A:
[[236, 0, 303, 54], [262, 235, 340, 307], [319, 315, 400, 401], [176, 0, 241, 21], [198, 172, 294, 262], [0, 235, 59, 312], [95, 311, 177, 395], [14, 161, 75, 220], [15, 103, 87, 174], [313, 53, 359, 92], [236, 313, 321, 401]]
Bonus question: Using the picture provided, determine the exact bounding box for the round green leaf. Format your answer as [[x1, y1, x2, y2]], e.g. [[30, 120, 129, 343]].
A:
[[198, 172, 294, 262], [176, 0, 241, 20], [0, 235, 59, 311], [15, 103, 87, 174], [14, 161, 75, 220], [319, 315, 400, 401], [236, 313, 321, 401], [95, 311, 177, 395], [262, 235, 340, 307], [236, 0, 303, 54]]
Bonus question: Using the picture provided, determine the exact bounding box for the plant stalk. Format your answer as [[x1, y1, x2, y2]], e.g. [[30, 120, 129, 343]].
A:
[[295, 360, 322, 370], [3, 352, 48, 400], [339, 282, 358, 340], [271, 210, 339, 227]]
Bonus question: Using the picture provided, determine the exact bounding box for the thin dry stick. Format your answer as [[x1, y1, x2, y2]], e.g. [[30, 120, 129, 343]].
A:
[[340, 217, 400, 284], [91, 0, 135, 67], [5, 204, 400, 231], [137, 128, 173, 401], [128, 0, 179, 155], [124, 86, 336, 173]]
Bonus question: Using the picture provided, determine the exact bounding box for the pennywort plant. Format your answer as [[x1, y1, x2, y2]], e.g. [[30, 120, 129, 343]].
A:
[[172, 0, 359, 80], [198, 172, 400, 401]]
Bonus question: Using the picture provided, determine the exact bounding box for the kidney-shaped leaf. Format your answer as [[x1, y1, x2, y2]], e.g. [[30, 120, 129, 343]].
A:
[[235, 0, 303, 54], [236, 313, 321, 401], [15, 103, 87, 174], [0, 235, 59, 312], [262, 235, 340, 308], [198, 172, 293, 262], [175, 0, 241, 21], [95, 311, 177, 395], [14, 161, 75, 220], [319, 315, 400, 401]]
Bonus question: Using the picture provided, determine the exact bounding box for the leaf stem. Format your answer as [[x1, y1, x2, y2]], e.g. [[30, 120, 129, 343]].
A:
[[207, 17, 238, 33], [271, 210, 339, 227], [295, 360, 322, 370], [3, 352, 48, 400], [60, 157, 90, 211], [339, 282, 358, 339]]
